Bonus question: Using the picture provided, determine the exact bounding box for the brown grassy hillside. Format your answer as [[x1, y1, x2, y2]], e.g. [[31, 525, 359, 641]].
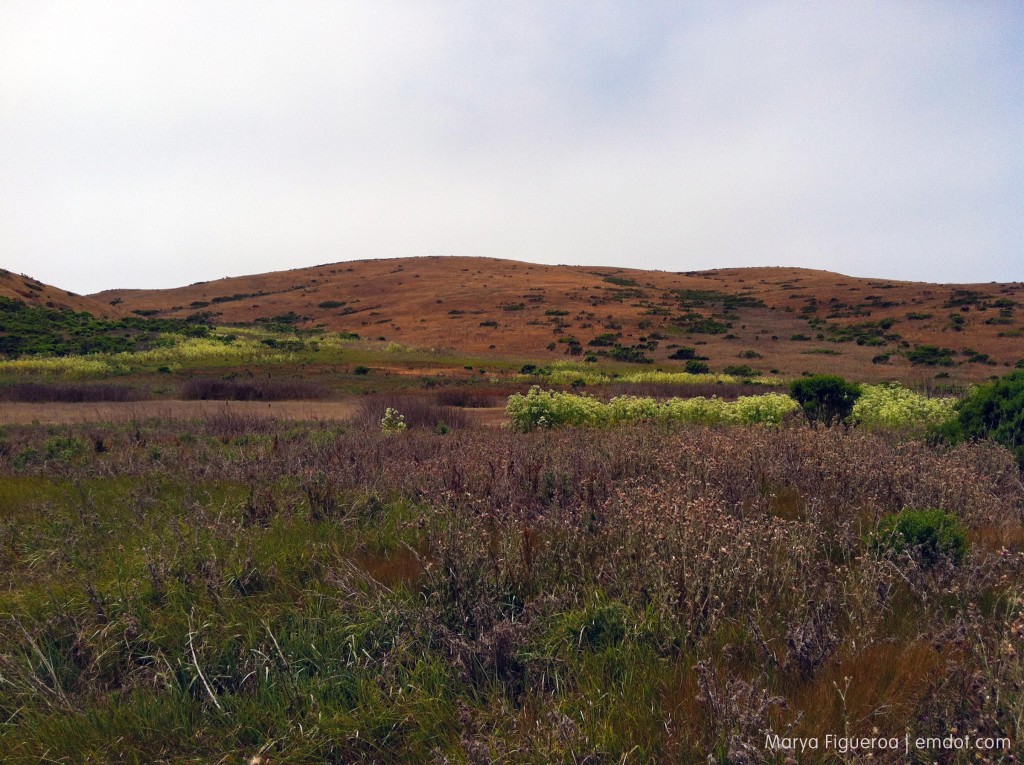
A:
[[0, 268, 124, 318], [94, 256, 1024, 382]]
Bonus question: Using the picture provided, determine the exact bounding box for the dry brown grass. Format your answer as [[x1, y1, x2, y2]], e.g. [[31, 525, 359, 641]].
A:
[[90, 256, 1024, 383], [0, 398, 512, 428], [0, 399, 358, 425]]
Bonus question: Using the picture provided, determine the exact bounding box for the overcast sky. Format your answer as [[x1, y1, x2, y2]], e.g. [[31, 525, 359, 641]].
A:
[[2, 1, 1022, 294]]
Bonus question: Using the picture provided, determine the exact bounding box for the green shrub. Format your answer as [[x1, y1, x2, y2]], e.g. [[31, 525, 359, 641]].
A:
[[560, 600, 629, 650], [871, 509, 967, 566], [722, 364, 759, 377], [42, 435, 89, 464], [790, 374, 861, 425], [906, 344, 956, 366], [668, 347, 704, 360], [684, 360, 710, 374], [946, 371, 1024, 467]]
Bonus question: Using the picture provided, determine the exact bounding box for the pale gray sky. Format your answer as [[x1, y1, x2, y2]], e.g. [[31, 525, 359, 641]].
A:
[[1, 1, 1021, 293]]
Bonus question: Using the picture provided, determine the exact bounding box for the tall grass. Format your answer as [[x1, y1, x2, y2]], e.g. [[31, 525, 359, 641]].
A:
[[350, 394, 471, 431], [0, 382, 148, 402], [181, 377, 330, 401], [0, 419, 1020, 762]]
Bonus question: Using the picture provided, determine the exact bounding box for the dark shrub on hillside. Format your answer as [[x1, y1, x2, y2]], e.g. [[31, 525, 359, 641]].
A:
[[871, 508, 967, 567], [181, 378, 329, 401], [906, 344, 956, 366], [351, 395, 470, 431], [790, 374, 861, 425], [668, 346, 704, 360], [0, 382, 147, 402], [722, 364, 759, 377]]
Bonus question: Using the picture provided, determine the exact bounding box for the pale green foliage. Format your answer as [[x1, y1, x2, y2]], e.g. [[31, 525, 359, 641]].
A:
[[0, 331, 294, 377], [532, 365, 776, 387], [506, 386, 798, 430], [850, 383, 957, 430], [0, 356, 117, 378], [380, 407, 407, 434]]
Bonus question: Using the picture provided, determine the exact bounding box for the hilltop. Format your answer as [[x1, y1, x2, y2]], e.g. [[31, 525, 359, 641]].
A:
[[92, 256, 1023, 383]]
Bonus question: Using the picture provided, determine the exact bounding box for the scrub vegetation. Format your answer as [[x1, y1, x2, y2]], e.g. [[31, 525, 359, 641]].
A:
[[3, 260, 1024, 762], [1, 398, 1023, 764]]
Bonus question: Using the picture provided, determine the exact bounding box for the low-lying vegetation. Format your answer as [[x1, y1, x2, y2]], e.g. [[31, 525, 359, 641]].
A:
[[851, 381, 958, 430], [350, 394, 471, 432], [507, 385, 799, 429], [0, 296, 210, 357], [0, 381, 148, 402], [507, 381, 958, 433], [526, 366, 777, 387], [0, 332, 298, 377], [0, 417, 1020, 763], [181, 377, 330, 401]]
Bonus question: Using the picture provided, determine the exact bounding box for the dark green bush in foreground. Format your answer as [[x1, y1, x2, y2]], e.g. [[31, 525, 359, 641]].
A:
[[940, 370, 1024, 468], [790, 374, 861, 425], [872, 508, 968, 566]]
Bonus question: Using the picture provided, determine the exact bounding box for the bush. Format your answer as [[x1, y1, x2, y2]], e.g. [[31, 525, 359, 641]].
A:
[[668, 347, 703, 360], [684, 360, 710, 374], [850, 383, 957, 430], [790, 375, 861, 425], [871, 509, 968, 567], [906, 344, 956, 366], [946, 371, 1024, 467], [722, 364, 759, 377]]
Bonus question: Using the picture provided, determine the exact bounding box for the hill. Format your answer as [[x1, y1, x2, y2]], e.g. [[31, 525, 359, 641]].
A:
[[92, 256, 1023, 383], [1, 268, 124, 318]]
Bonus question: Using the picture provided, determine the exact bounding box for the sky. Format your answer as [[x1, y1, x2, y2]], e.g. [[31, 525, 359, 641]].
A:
[[1, 1, 1022, 294]]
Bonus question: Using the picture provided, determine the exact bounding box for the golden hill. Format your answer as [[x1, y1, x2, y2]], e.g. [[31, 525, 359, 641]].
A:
[[1, 268, 124, 318], [93, 256, 1023, 382]]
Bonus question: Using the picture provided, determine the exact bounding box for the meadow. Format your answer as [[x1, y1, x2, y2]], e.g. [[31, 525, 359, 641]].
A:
[[1, 294, 1022, 763], [0, 398, 1021, 764]]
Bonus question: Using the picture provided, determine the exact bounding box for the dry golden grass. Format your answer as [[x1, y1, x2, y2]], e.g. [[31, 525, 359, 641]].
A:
[[0, 267, 124, 317], [93, 255, 1024, 383], [0, 399, 359, 425], [0, 399, 509, 427]]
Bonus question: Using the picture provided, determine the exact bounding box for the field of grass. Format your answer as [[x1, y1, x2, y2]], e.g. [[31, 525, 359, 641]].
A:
[[1, 409, 1022, 763], [1, 284, 1022, 762]]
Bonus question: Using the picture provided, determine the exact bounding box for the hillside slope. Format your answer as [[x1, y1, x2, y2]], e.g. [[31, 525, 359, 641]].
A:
[[1, 269, 124, 318], [94, 256, 1023, 382]]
